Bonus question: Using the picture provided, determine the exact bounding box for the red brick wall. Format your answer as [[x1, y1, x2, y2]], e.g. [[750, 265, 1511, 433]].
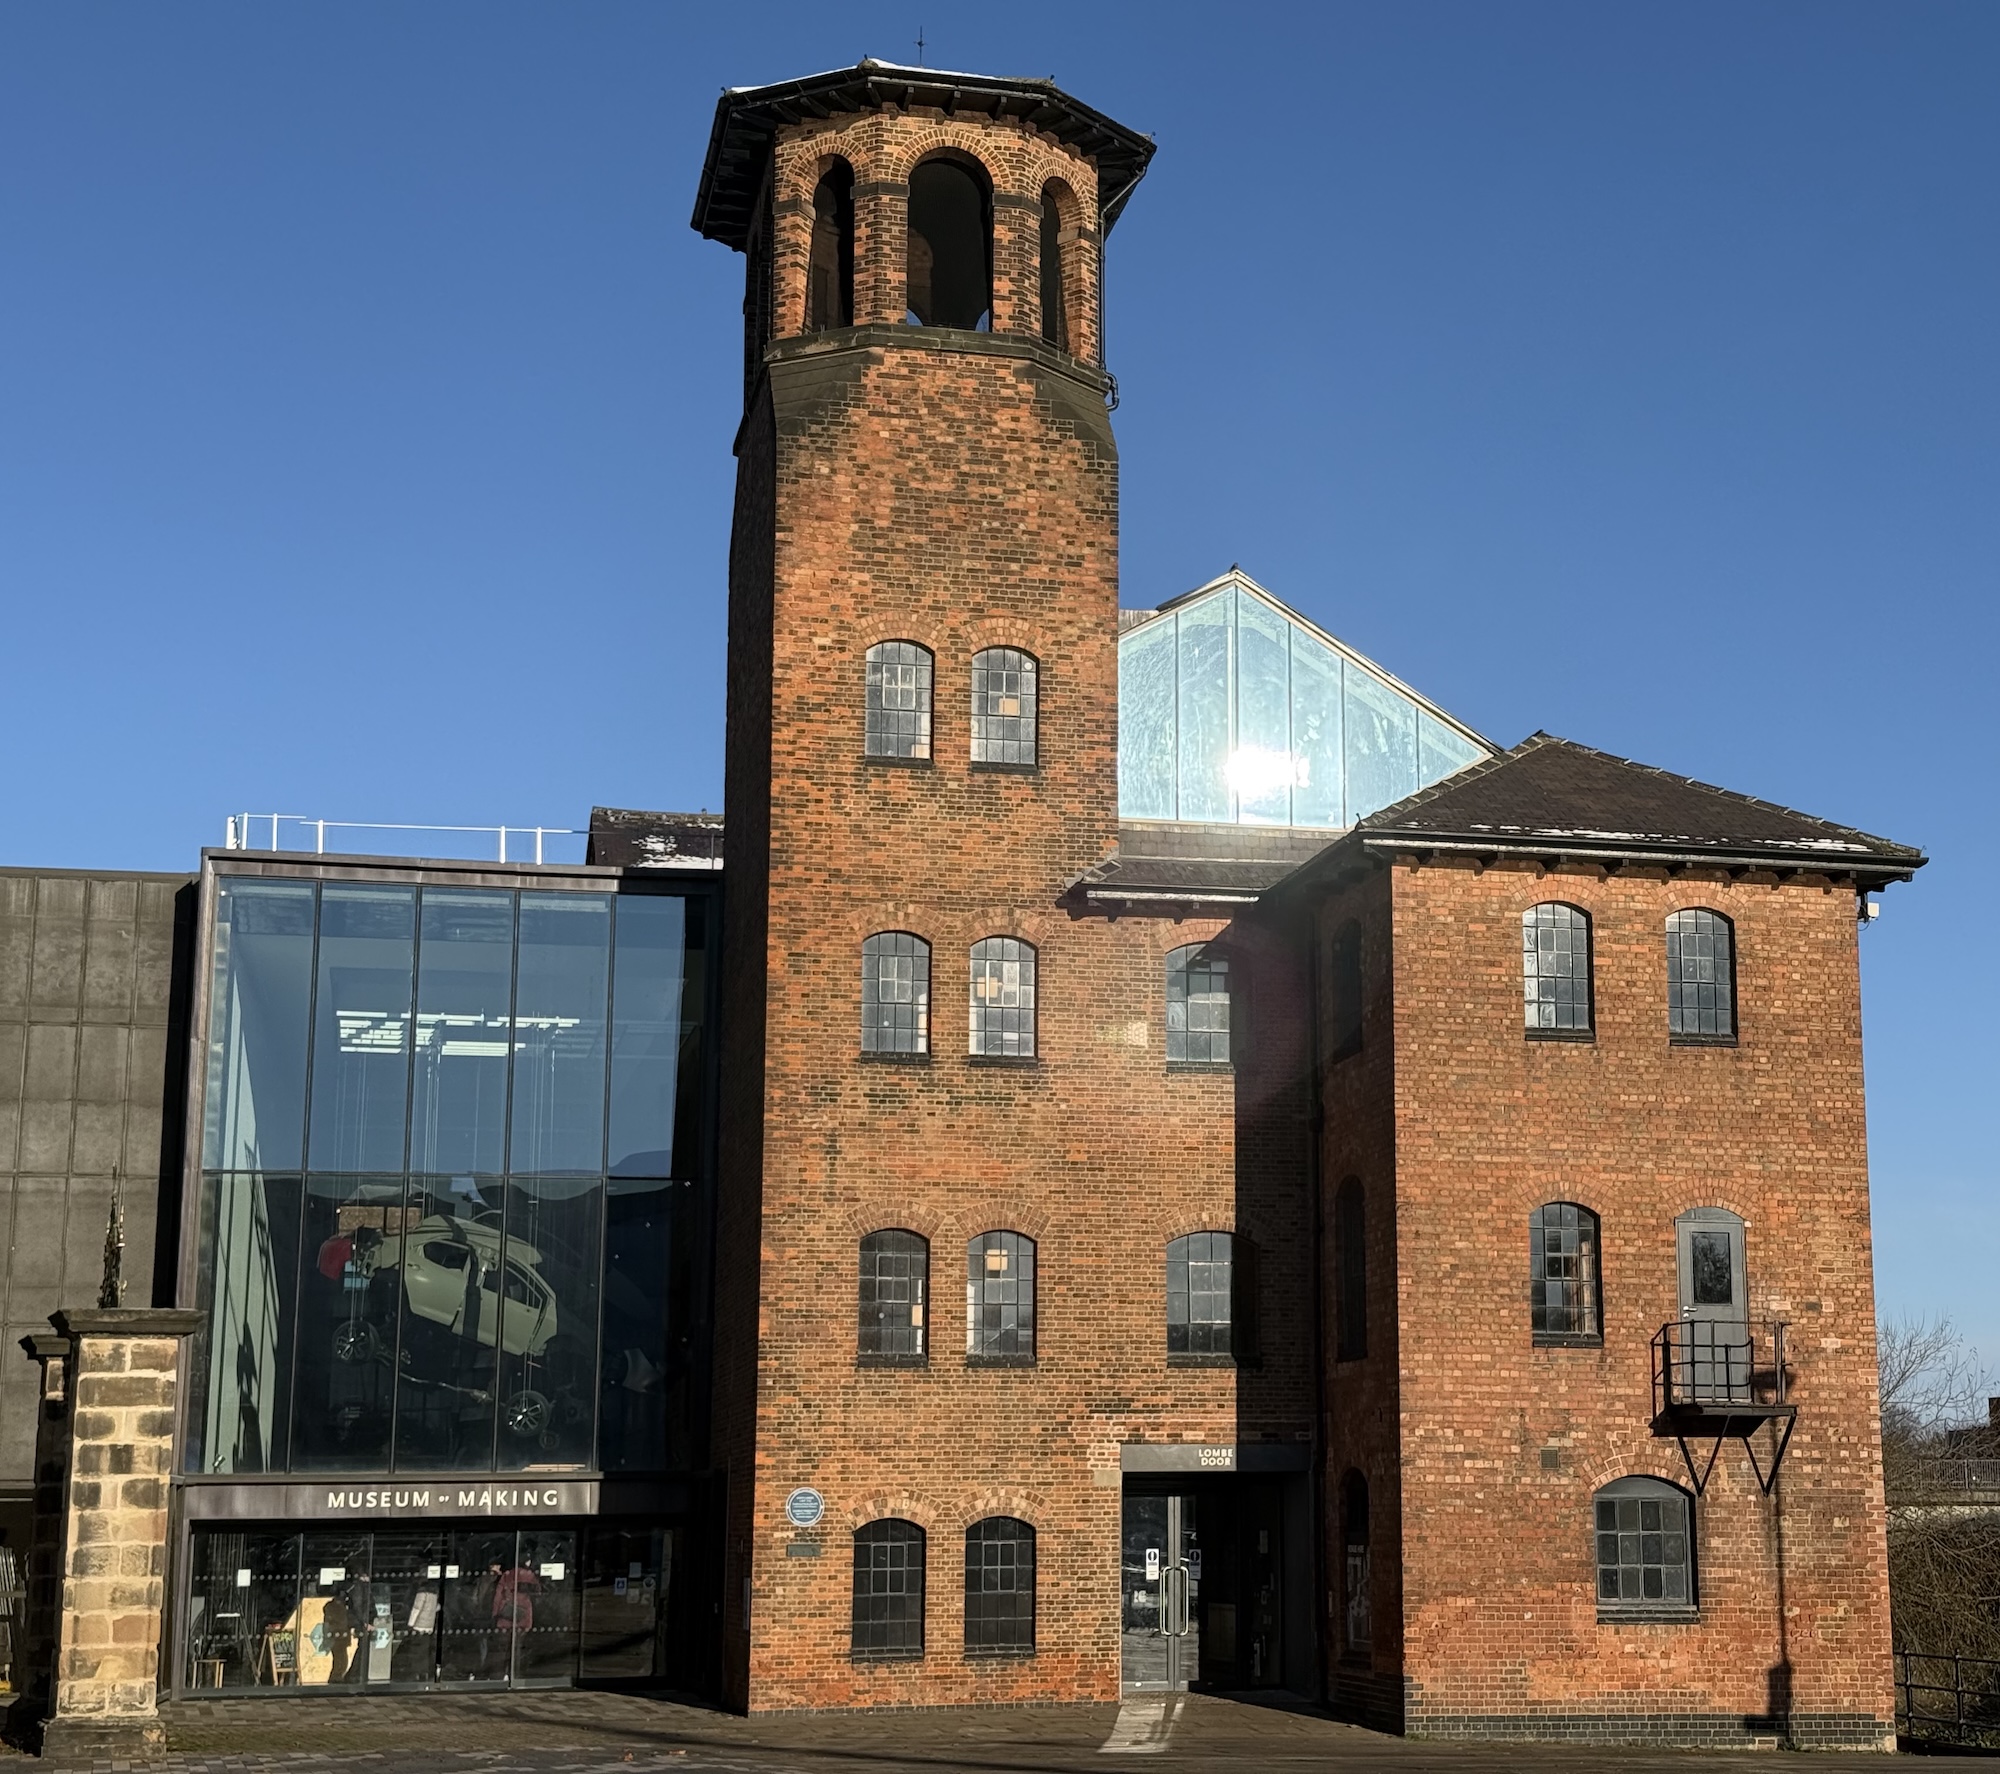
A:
[[1372, 855, 1893, 1744], [716, 108, 1315, 1712]]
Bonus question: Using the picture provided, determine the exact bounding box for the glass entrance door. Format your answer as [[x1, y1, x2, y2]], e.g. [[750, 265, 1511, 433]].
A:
[[1121, 1492, 1200, 1691]]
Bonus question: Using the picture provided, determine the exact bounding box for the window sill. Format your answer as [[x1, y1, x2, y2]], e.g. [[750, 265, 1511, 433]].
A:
[[856, 1354, 928, 1370], [967, 1052, 1038, 1068], [1532, 1334, 1604, 1350], [1166, 1060, 1233, 1075], [1525, 1027, 1595, 1044], [864, 754, 934, 770], [966, 1354, 1036, 1369], [1596, 1607, 1700, 1627], [969, 760, 1039, 775], [850, 1649, 926, 1664], [964, 1646, 1036, 1661], [1166, 1352, 1238, 1369], [1669, 1034, 1739, 1049], [859, 1050, 931, 1065]]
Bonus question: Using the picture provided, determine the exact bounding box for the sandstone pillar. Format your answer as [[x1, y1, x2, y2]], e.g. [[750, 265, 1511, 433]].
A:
[[15, 1307, 202, 1761]]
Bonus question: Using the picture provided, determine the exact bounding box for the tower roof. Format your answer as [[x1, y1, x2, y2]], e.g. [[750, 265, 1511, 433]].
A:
[[692, 61, 1156, 251]]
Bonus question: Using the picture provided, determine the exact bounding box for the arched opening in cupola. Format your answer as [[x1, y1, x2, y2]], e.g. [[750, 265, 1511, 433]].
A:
[[906, 156, 991, 330]]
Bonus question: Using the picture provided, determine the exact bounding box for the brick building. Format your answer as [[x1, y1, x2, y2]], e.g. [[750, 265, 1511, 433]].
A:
[[0, 57, 1925, 1750], [690, 60, 1923, 1745]]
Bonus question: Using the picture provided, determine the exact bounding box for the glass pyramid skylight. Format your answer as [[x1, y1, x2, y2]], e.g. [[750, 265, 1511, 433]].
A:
[[1118, 572, 1491, 828]]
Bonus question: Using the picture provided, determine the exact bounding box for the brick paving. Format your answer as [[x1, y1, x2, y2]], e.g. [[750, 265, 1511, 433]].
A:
[[4, 1690, 1856, 1772]]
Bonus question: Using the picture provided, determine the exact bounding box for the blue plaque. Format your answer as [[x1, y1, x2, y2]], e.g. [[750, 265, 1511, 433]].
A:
[[784, 1487, 825, 1528]]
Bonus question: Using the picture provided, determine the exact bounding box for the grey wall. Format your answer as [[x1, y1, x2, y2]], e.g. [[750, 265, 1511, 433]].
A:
[[0, 870, 193, 1490]]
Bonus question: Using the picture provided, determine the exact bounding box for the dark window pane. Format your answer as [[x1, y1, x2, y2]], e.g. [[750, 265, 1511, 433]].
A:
[[599, 1179, 691, 1472], [290, 1173, 406, 1472], [966, 1232, 1035, 1360], [852, 1520, 926, 1658], [308, 887, 416, 1173], [865, 642, 933, 759], [964, 1518, 1034, 1654], [1691, 1231, 1734, 1306], [1522, 903, 1592, 1033], [1530, 1203, 1600, 1340], [410, 890, 513, 1177], [1166, 1232, 1234, 1357], [608, 895, 698, 1177], [509, 895, 610, 1176], [1594, 1479, 1695, 1613], [494, 1176, 602, 1472], [859, 1231, 928, 1359], [202, 879, 316, 1172], [862, 933, 930, 1055], [388, 1177, 503, 1472], [1166, 945, 1231, 1065]]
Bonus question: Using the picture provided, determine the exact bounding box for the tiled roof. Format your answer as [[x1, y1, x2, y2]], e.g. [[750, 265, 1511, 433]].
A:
[[1350, 734, 1924, 876]]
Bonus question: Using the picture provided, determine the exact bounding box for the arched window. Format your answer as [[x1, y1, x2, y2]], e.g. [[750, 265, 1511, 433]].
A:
[[1167, 1231, 1251, 1361], [858, 1231, 928, 1364], [853, 1518, 926, 1659], [905, 157, 991, 330], [864, 641, 933, 759], [970, 647, 1038, 766], [1038, 182, 1070, 350], [1667, 909, 1735, 1041], [964, 1517, 1035, 1655], [1334, 1178, 1367, 1361], [861, 932, 930, 1055], [1523, 903, 1593, 1036], [968, 937, 1035, 1058], [807, 162, 854, 332], [1594, 1477, 1695, 1616], [1166, 944, 1231, 1065], [1341, 1471, 1371, 1653], [1530, 1202, 1602, 1344], [1329, 918, 1363, 1061], [966, 1231, 1035, 1362]]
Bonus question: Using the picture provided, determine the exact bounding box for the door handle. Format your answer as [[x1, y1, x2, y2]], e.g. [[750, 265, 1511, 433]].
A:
[[1165, 1565, 1189, 1636]]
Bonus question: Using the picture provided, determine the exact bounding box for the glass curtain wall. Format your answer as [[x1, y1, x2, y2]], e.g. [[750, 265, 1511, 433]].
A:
[[184, 1520, 678, 1692], [187, 878, 709, 1479], [1118, 583, 1489, 827]]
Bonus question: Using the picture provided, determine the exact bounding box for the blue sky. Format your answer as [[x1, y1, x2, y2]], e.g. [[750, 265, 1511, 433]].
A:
[[4, 4, 1994, 1372]]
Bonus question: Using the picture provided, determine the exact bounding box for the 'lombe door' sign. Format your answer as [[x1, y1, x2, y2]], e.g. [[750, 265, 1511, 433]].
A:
[[785, 1487, 825, 1528]]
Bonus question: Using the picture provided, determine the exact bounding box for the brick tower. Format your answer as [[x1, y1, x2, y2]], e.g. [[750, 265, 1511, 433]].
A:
[[695, 65, 1183, 1709]]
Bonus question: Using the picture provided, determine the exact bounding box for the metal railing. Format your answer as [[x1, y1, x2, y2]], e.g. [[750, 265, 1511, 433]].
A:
[[1652, 1318, 1790, 1414], [1896, 1651, 2000, 1749], [224, 814, 582, 865]]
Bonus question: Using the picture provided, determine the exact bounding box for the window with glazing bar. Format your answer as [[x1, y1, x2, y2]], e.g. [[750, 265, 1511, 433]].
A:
[[865, 641, 933, 759], [964, 1517, 1035, 1654], [861, 932, 930, 1055], [1167, 1231, 1246, 1360], [1523, 903, 1593, 1035], [966, 1231, 1035, 1362], [852, 1519, 926, 1659], [1166, 944, 1231, 1065], [858, 1231, 928, 1363], [970, 648, 1038, 766], [1530, 1202, 1602, 1344], [1594, 1477, 1695, 1616], [1667, 909, 1735, 1041], [969, 937, 1036, 1058]]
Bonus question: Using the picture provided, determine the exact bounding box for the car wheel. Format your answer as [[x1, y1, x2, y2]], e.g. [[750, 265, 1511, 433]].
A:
[[503, 1389, 550, 1437], [332, 1321, 379, 1364]]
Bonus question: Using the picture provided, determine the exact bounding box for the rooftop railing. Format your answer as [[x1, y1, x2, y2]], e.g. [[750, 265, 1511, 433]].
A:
[[223, 814, 584, 865]]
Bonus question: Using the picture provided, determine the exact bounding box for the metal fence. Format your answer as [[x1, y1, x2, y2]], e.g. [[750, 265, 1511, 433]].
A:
[[223, 814, 583, 864], [1896, 1651, 2000, 1749]]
